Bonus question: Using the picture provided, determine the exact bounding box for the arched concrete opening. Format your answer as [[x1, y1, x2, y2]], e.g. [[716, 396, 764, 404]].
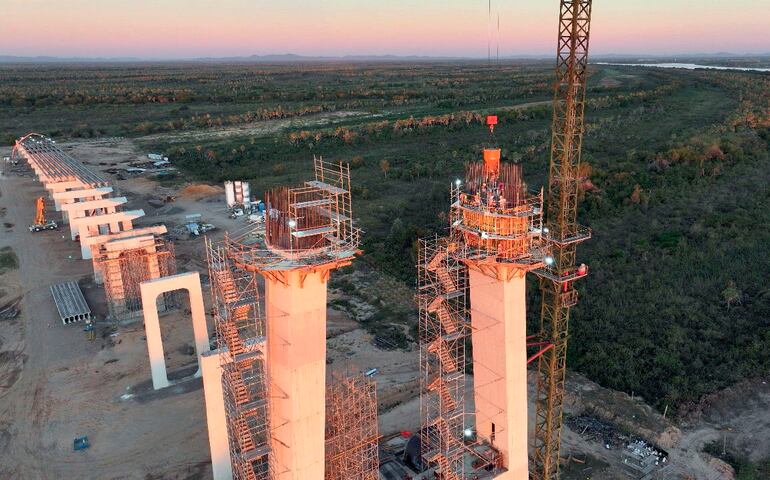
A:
[[139, 271, 210, 390]]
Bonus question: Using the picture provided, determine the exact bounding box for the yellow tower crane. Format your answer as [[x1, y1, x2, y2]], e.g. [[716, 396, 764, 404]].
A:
[[532, 1, 594, 479]]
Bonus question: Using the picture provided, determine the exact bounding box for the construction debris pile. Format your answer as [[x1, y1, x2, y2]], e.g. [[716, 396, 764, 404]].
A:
[[622, 440, 669, 479], [566, 415, 669, 479], [566, 414, 627, 448]]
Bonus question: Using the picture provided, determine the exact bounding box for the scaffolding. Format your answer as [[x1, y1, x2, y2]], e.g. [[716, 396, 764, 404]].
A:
[[450, 161, 546, 269], [324, 371, 379, 480], [206, 239, 272, 480], [96, 238, 176, 321], [225, 156, 360, 281], [418, 236, 468, 480]]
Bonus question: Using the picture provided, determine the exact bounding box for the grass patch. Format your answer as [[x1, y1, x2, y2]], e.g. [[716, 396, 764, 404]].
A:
[[0, 247, 19, 274], [703, 442, 770, 480]]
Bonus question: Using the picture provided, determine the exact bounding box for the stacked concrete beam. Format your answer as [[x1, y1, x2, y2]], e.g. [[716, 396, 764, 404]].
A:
[[12, 133, 171, 288]]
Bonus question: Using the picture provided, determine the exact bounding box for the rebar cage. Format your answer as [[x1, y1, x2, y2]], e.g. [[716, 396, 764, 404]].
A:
[[451, 164, 546, 267]]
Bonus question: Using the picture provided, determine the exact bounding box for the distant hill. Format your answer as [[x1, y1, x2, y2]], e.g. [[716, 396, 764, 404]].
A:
[[0, 52, 768, 64], [0, 55, 145, 63], [192, 53, 474, 62]]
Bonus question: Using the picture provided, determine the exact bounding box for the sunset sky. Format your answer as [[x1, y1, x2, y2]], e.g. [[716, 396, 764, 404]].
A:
[[3, 0, 768, 58]]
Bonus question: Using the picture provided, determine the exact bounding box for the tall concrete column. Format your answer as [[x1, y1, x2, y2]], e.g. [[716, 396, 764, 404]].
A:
[[265, 270, 327, 480], [201, 349, 234, 480], [468, 267, 528, 479]]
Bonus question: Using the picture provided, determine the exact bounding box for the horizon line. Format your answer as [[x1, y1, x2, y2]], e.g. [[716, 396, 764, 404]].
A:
[[1, 51, 769, 63]]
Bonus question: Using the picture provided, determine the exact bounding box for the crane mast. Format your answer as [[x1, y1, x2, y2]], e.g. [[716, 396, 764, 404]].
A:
[[532, 1, 593, 479]]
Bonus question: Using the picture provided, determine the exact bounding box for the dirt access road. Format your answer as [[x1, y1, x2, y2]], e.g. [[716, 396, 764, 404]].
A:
[[137, 100, 552, 145]]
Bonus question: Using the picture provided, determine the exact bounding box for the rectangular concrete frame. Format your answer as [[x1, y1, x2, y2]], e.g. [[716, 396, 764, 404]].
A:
[[139, 271, 209, 390], [52, 186, 113, 203], [44, 180, 88, 209], [201, 349, 235, 480], [468, 267, 529, 479], [69, 208, 143, 242], [83, 225, 168, 266], [95, 234, 162, 294]]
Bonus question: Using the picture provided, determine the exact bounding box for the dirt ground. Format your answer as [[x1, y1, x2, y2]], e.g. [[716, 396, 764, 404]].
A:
[[2, 138, 769, 480], [0, 138, 422, 480], [0, 156, 213, 479]]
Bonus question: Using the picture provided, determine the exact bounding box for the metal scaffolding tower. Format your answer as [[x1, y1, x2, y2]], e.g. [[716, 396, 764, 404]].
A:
[[225, 156, 359, 279], [207, 240, 272, 480], [418, 236, 468, 480], [96, 239, 176, 321], [324, 371, 380, 480], [531, 1, 593, 479]]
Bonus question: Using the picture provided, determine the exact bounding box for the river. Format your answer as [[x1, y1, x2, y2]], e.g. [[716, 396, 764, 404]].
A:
[[595, 62, 770, 73]]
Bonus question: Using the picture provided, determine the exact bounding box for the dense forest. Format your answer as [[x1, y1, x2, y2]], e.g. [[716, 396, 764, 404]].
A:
[[2, 61, 768, 414]]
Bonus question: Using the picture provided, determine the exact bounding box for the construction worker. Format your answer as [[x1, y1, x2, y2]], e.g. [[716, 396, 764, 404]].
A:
[[84, 319, 95, 341]]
